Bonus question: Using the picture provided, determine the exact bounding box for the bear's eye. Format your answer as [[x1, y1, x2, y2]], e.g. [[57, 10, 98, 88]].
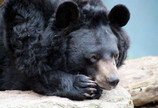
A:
[[89, 54, 99, 63], [114, 53, 119, 59]]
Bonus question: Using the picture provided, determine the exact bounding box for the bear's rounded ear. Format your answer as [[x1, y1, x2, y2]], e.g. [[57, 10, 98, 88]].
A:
[[108, 4, 130, 27], [55, 1, 80, 28]]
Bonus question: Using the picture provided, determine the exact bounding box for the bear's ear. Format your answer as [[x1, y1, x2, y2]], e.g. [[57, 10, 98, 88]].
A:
[[108, 4, 130, 27], [55, 1, 80, 28]]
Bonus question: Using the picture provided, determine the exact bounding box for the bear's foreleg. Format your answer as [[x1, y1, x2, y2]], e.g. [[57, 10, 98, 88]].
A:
[[29, 71, 102, 100]]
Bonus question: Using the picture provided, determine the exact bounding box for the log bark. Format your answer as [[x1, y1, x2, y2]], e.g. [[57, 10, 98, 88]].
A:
[[118, 56, 158, 107], [0, 86, 133, 108]]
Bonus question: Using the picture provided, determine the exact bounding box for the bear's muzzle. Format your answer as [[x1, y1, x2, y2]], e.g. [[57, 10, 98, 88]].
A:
[[95, 59, 119, 90]]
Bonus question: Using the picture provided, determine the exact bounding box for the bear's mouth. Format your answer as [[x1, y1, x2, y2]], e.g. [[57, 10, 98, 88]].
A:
[[96, 81, 116, 90]]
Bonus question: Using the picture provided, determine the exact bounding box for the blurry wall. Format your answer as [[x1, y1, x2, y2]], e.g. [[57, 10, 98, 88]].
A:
[[104, 0, 158, 58]]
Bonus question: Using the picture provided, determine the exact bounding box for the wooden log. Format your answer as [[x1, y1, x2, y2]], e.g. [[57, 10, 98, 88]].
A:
[[0, 86, 133, 108], [118, 57, 158, 106]]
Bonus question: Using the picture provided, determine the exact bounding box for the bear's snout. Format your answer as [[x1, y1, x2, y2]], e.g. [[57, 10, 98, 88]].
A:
[[106, 76, 120, 87], [95, 59, 119, 90]]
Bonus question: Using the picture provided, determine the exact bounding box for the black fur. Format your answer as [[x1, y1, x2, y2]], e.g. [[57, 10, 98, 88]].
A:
[[0, 0, 130, 100]]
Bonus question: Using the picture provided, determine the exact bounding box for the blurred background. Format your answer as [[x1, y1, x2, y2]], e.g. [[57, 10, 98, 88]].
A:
[[105, 0, 158, 59]]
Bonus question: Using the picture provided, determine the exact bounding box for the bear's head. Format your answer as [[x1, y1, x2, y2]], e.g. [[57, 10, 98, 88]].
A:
[[52, 0, 130, 90]]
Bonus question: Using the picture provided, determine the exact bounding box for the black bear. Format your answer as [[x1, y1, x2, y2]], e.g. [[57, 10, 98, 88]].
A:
[[0, 0, 130, 100]]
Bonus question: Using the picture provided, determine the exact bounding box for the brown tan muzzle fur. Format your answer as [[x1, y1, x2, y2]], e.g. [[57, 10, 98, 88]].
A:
[[95, 58, 119, 90]]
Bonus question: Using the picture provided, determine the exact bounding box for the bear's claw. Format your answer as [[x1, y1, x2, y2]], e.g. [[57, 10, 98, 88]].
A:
[[73, 75, 102, 100]]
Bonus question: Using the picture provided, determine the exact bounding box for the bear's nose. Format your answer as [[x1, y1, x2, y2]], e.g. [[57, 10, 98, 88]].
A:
[[107, 77, 120, 87]]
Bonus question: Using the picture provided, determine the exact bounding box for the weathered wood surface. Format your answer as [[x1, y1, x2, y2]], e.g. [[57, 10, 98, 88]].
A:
[[119, 56, 158, 106], [0, 86, 133, 108]]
